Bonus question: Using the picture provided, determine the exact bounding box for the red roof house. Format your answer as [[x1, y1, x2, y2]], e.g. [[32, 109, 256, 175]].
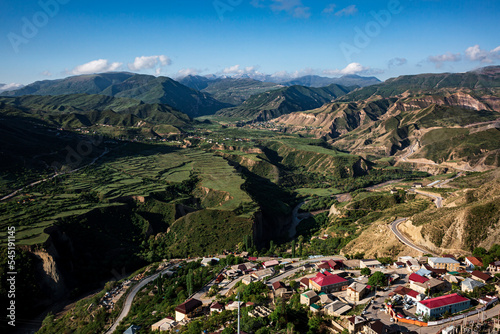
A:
[[310, 271, 348, 293], [409, 273, 429, 284]]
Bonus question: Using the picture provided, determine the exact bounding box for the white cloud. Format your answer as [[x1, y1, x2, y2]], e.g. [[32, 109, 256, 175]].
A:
[[388, 57, 407, 68], [465, 45, 500, 63], [323, 62, 370, 76], [177, 68, 203, 77], [322, 4, 336, 14], [41, 70, 52, 77], [128, 55, 171, 71], [427, 52, 461, 68], [0, 83, 24, 93], [221, 65, 262, 76], [335, 5, 358, 17], [68, 59, 122, 75], [252, 0, 311, 18]]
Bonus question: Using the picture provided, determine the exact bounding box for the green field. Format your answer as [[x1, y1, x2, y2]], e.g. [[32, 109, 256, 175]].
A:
[[0, 143, 254, 246]]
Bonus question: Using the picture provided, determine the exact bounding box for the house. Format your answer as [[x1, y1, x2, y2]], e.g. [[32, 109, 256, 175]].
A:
[[324, 301, 352, 316], [360, 259, 382, 269], [347, 316, 367, 334], [272, 281, 291, 298], [415, 267, 433, 278], [263, 260, 279, 268], [478, 295, 499, 307], [413, 183, 423, 188], [406, 259, 421, 272], [310, 271, 349, 293], [242, 275, 255, 285], [328, 259, 345, 270], [226, 301, 245, 311], [151, 317, 176, 331], [175, 298, 203, 322], [409, 273, 429, 284], [461, 278, 485, 292], [394, 261, 405, 268], [343, 259, 361, 269], [390, 188, 398, 194], [465, 257, 483, 269], [364, 320, 395, 334], [300, 290, 319, 306], [346, 282, 368, 302], [299, 277, 310, 290], [315, 261, 332, 271], [394, 286, 423, 302], [488, 261, 500, 273], [310, 303, 321, 313], [416, 293, 470, 318], [225, 269, 240, 278], [471, 270, 492, 283], [251, 268, 274, 281], [423, 264, 448, 277], [428, 257, 460, 272], [124, 325, 141, 334], [318, 292, 335, 304], [410, 277, 449, 295], [443, 274, 461, 284], [210, 302, 225, 313]]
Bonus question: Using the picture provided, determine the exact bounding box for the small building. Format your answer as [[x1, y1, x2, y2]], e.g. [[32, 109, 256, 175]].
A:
[[465, 257, 483, 269], [390, 188, 398, 195], [416, 293, 470, 318], [299, 277, 310, 290], [124, 325, 141, 334], [461, 278, 485, 292], [393, 286, 423, 302], [346, 282, 368, 302], [251, 268, 274, 281], [324, 300, 352, 316], [242, 275, 255, 285], [318, 292, 335, 305], [394, 261, 405, 268], [315, 261, 331, 271], [310, 271, 349, 293], [263, 260, 279, 269], [151, 317, 176, 332], [428, 257, 460, 272], [272, 281, 291, 298], [360, 259, 382, 269], [347, 316, 367, 334], [406, 259, 421, 272], [328, 259, 345, 270], [478, 295, 498, 307], [488, 260, 500, 273], [413, 183, 423, 188], [471, 270, 492, 283], [343, 259, 361, 269], [210, 302, 225, 313], [300, 290, 319, 306], [175, 298, 203, 322], [226, 301, 245, 311], [310, 303, 321, 313], [415, 267, 433, 278], [411, 277, 449, 295], [364, 320, 395, 334]]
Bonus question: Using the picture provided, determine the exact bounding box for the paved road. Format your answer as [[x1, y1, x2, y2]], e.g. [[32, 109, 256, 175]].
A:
[[105, 266, 172, 334], [390, 218, 437, 256], [410, 189, 443, 208]]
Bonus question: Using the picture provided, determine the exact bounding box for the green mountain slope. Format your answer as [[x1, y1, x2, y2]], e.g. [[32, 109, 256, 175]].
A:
[[179, 76, 283, 105], [216, 84, 355, 121], [2, 72, 231, 117], [340, 66, 500, 101], [0, 94, 191, 128], [283, 74, 381, 88]]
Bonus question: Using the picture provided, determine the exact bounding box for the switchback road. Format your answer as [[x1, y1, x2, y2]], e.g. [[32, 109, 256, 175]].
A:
[[390, 218, 437, 256]]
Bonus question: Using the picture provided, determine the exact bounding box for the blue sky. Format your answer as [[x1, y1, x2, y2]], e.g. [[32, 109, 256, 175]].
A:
[[1, 0, 499, 85]]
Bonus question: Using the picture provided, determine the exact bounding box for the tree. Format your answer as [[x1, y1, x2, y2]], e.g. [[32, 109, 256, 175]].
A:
[[292, 240, 296, 258], [186, 270, 194, 296], [298, 235, 304, 257], [473, 247, 488, 257], [360, 268, 372, 276], [368, 271, 387, 288]]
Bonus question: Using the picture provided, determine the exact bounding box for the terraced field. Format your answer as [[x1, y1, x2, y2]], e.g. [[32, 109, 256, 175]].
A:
[[0, 144, 253, 246]]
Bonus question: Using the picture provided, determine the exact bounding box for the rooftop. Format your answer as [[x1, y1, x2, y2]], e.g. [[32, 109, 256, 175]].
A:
[[429, 257, 460, 264], [471, 270, 492, 281], [418, 293, 469, 309], [311, 272, 347, 287], [409, 273, 429, 284], [175, 298, 202, 314], [466, 257, 483, 267]]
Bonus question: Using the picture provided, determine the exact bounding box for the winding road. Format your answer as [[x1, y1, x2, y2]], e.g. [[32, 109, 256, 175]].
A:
[[105, 266, 173, 334], [390, 218, 437, 256]]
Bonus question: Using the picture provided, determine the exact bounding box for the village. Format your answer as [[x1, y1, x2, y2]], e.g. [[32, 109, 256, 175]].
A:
[[120, 253, 500, 334]]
